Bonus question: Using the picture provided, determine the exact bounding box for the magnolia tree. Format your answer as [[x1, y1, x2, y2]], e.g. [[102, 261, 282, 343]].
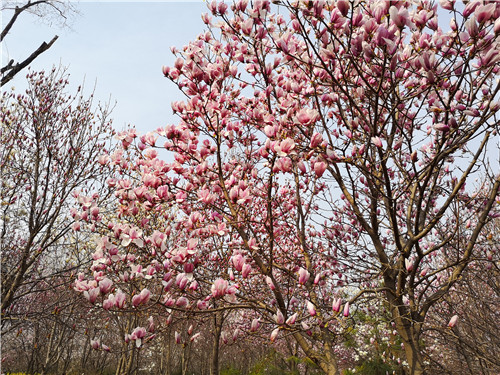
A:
[[76, 1, 500, 374]]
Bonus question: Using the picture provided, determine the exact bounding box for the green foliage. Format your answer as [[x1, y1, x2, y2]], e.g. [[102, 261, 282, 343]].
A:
[[248, 349, 295, 375], [248, 349, 322, 375], [221, 365, 243, 375], [343, 358, 402, 375]]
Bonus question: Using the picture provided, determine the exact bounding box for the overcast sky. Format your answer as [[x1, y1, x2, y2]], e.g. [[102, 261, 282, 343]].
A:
[[2, 1, 208, 134]]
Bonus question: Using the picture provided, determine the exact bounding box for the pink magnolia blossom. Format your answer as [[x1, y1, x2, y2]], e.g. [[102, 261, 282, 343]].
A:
[[131, 327, 146, 347], [98, 278, 113, 294], [232, 253, 245, 272], [102, 295, 115, 310], [242, 263, 252, 278], [71, 221, 81, 231], [187, 332, 199, 343], [232, 328, 241, 341], [265, 276, 275, 290], [336, 0, 349, 16], [132, 288, 151, 307], [343, 302, 350, 317], [91, 339, 100, 350], [84, 288, 99, 304], [438, 0, 454, 11], [332, 298, 342, 313], [371, 136, 383, 148], [286, 312, 298, 325], [270, 328, 280, 342], [211, 278, 229, 298], [475, 3, 495, 24], [250, 318, 260, 332], [448, 315, 458, 328], [307, 301, 316, 316], [313, 161, 327, 178], [495, 18, 500, 34], [115, 290, 126, 308], [275, 309, 285, 325], [176, 296, 189, 308], [298, 268, 310, 285], [309, 132, 323, 148], [405, 259, 414, 272], [433, 123, 450, 132], [296, 108, 318, 125]]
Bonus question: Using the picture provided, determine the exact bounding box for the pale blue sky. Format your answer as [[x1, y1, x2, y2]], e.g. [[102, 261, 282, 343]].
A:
[[2, 1, 208, 134]]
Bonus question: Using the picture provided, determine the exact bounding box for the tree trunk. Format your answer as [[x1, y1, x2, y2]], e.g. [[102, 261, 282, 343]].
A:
[[291, 331, 339, 375], [402, 341, 426, 375], [395, 316, 426, 375], [210, 312, 223, 375], [181, 343, 190, 375]]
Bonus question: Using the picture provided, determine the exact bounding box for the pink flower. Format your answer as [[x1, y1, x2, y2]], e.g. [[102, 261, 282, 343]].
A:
[[84, 288, 100, 304], [265, 276, 275, 290], [438, 0, 454, 11], [448, 315, 458, 328], [232, 328, 241, 341], [115, 290, 126, 308], [190, 332, 201, 342], [405, 259, 414, 272], [176, 274, 189, 290], [389, 6, 409, 29], [336, 0, 349, 16], [148, 316, 155, 333], [241, 18, 253, 35], [297, 161, 307, 174], [99, 278, 113, 294], [307, 301, 316, 316], [250, 318, 260, 332], [264, 125, 277, 138], [176, 296, 188, 308], [309, 132, 323, 148], [242, 263, 252, 278], [371, 136, 383, 148], [211, 279, 229, 298], [91, 339, 100, 350], [232, 254, 245, 272], [270, 328, 279, 342], [197, 300, 208, 310], [332, 298, 342, 313], [277, 138, 295, 156], [138, 288, 151, 305], [131, 327, 146, 348], [298, 268, 310, 285], [286, 312, 297, 325], [296, 108, 318, 125], [433, 123, 450, 132], [314, 161, 327, 178], [343, 302, 350, 317], [495, 18, 500, 34], [275, 310, 285, 325], [475, 3, 495, 23], [71, 221, 81, 231]]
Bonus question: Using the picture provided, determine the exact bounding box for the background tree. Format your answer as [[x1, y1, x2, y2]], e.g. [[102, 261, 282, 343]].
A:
[[423, 217, 500, 374], [1, 67, 113, 324], [1, 0, 76, 86]]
